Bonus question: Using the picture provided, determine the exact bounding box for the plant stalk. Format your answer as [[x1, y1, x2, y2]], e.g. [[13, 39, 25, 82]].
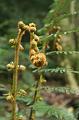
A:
[[29, 74, 42, 120], [12, 29, 24, 120]]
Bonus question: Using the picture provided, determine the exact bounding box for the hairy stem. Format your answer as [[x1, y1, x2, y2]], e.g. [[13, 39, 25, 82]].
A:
[[12, 29, 24, 120], [29, 74, 41, 120]]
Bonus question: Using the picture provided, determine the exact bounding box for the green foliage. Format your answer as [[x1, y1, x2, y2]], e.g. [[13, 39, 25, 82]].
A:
[[44, 0, 73, 25], [41, 86, 79, 96], [33, 101, 76, 120], [0, 0, 79, 120], [34, 0, 79, 119], [33, 67, 79, 75]]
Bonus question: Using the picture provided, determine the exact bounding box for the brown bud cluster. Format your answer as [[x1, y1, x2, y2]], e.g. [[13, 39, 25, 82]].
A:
[[29, 23, 36, 32], [6, 62, 15, 71], [18, 89, 27, 96], [52, 26, 63, 51], [18, 65, 26, 71], [48, 26, 61, 35], [4, 92, 14, 102], [32, 53, 47, 67], [29, 23, 48, 67], [8, 21, 48, 69], [9, 38, 24, 51], [52, 26, 61, 33], [48, 26, 63, 51], [55, 34, 63, 51], [6, 62, 26, 71], [9, 39, 16, 45], [18, 21, 29, 31]]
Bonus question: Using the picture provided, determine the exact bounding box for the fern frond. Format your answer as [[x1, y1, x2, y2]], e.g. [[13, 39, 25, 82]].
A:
[[39, 27, 79, 44], [33, 101, 76, 120], [63, 28, 79, 35], [45, 11, 79, 29], [45, 0, 72, 24], [41, 86, 79, 96], [48, 106, 76, 120], [46, 51, 79, 56], [33, 67, 79, 74]]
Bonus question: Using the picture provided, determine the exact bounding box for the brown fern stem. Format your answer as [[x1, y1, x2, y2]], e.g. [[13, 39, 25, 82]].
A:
[[12, 29, 24, 120], [29, 74, 41, 120]]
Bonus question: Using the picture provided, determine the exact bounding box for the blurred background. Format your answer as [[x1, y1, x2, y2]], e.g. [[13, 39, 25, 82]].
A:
[[0, 0, 79, 120]]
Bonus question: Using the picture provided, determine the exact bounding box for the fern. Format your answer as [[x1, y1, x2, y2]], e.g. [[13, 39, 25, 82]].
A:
[[41, 86, 79, 96], [1, 0, 79, 120], [46, 51, 79, 55], [33, 101, 76, 120], [33, 67, 79, 75]]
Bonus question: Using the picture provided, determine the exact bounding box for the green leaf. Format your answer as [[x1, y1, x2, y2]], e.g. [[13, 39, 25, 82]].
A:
[[33, 101, 76, 120]]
